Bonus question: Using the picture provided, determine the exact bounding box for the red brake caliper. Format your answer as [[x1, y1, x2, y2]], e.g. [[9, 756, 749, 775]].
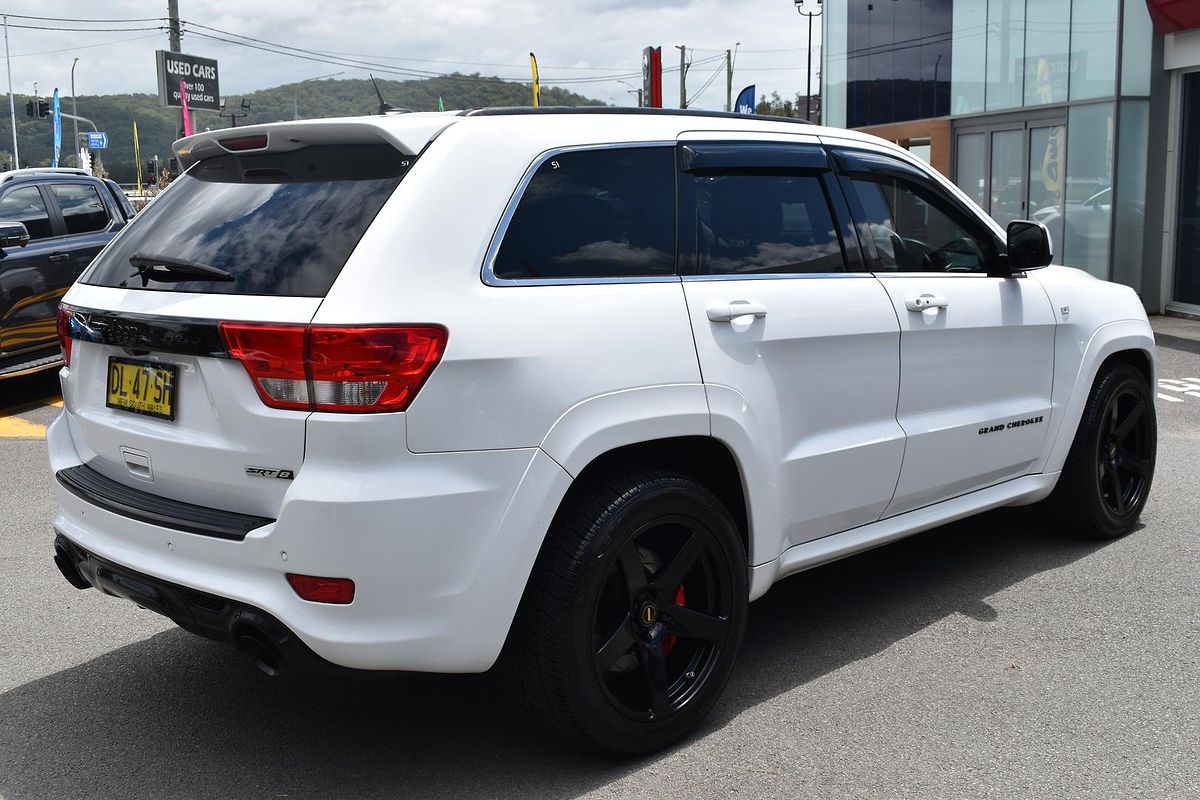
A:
[[661, 585, 686, 657]]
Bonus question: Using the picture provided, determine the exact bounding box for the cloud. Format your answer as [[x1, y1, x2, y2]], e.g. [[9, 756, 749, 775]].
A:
[[0, 0, 818, 111]]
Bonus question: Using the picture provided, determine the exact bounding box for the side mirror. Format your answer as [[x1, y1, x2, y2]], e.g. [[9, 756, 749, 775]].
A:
[[0, 221, 30, 249], [1005, 220, 1052, 273]]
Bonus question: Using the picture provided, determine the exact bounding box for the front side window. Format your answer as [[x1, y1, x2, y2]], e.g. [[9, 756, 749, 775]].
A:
[[844, 164, 997, 273], [492, 147, 675, 280], [50, 184, 109, 234], [686, 171, 846, 274], [0, 186, 52, 240]]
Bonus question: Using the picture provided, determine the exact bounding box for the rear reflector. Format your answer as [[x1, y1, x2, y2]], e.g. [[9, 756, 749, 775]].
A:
[[219, 322, 446, 413], [56, 303, 75, 366], [286, 573, 355, 604], [220, 134, 268, 152]]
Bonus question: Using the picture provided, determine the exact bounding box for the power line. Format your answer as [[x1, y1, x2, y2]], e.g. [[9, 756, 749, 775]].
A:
[[8, 32, 163, 58], [0, 13, 166, 23], [3, 23, 166, 32]]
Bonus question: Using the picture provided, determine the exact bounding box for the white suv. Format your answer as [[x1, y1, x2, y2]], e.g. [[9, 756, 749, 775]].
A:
[[48, 108, 1157, 754]]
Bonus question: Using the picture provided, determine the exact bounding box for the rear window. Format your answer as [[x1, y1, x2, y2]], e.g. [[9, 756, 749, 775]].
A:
[[82, 143, 412, 296]]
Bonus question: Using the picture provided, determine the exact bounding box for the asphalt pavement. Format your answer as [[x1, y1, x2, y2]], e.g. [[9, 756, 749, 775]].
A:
[[0, 350, 1197, 799]]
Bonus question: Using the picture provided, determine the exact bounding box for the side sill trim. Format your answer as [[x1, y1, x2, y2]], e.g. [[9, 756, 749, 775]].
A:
[[56, 464, 273, 541]]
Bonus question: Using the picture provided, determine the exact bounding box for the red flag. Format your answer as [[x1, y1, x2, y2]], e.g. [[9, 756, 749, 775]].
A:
[[180, 79, 193, 136]]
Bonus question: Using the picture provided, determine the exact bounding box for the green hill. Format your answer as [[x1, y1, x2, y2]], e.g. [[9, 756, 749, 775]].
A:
[[0, 75, 605, 184]]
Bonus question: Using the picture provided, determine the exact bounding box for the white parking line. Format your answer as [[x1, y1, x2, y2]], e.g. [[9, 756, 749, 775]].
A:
[[1158, 393, 1184, 403]]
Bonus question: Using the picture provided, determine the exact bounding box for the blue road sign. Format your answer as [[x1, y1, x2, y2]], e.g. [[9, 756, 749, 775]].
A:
[[86, 131, 109, 149]]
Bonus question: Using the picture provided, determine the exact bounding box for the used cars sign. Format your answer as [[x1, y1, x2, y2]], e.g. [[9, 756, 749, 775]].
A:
[[155, 50, 220, 112]]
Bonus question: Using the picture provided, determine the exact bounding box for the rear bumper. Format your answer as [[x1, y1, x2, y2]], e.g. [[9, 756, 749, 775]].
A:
[[47, 410, 574, 673], [53, 533, 350, 676]]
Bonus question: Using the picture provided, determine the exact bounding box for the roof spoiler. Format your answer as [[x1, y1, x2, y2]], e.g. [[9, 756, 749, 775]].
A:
[[172, 117, 452, 169]]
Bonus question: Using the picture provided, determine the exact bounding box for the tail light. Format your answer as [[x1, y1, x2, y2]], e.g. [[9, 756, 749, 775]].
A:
[[220, 322, 447, 413], [56, 303, 75, 367]]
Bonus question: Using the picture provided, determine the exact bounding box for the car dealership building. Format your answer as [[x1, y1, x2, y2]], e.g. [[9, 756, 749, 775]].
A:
[[822, 0, 1200, 315]]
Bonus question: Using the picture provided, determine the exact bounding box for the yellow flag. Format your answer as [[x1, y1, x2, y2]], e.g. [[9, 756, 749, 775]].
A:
[[132, 121, 142, 194], [530, 52, 540, 107]]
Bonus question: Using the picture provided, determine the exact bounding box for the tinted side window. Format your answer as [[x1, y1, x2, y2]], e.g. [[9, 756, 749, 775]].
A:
[[0, 186, 52, 239], [50, 184, 110, 234], [687, 172, 845, 274], [842, 167, 997, 273], [492, 147, 675, 280]]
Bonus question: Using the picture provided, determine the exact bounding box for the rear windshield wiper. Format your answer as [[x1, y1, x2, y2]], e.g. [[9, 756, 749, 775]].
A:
[[124, 252, 235, 286]]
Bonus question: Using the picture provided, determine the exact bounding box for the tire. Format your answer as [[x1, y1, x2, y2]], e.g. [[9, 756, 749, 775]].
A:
[[1047, 361, 1157, 539], [503, 470, 748, 754]]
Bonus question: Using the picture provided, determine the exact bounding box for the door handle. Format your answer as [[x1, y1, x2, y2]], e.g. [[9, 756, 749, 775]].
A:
[[905, 294, 949, 312], [707, 301, 768, 322], [48, 252, 71, 263]]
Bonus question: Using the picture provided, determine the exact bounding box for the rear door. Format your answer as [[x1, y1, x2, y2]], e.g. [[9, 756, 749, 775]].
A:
[[60, 142, 416, 518], [676, 138, 905, 554], [830, 145, 1056, 516], [44, 181, 117, 277]]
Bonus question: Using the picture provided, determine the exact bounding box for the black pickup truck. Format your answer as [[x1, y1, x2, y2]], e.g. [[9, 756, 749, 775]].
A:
[[0, 168, 135, 380]]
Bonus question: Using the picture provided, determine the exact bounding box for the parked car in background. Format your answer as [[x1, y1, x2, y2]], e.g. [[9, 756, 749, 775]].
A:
[[0, 167, 133, 379]]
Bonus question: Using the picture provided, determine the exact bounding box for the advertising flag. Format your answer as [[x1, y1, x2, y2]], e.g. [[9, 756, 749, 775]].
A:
[[51, 88, 61, 167], [133, 121, 143, 193], [180, 79, 193, 137], [734, 85, 756, 115], [438, 96, 445, 112], [530, 52, 540, 107]]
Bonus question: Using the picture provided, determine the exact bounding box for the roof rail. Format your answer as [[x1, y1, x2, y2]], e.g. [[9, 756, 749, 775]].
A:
[[0, 167, 89, 183], [460, 106, 817, 126]]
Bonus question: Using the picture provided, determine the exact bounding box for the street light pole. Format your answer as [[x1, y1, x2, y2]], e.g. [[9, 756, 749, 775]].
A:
[[3, 15, 17, 168], [794, 0, 823, 122], [293, 71, 344, 120], [70, 57, 79, 165]]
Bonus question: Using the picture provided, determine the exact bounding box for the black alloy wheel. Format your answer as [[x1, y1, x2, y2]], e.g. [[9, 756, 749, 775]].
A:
[[1049, 361, 1157, 539], [504, 470, 747, 754], [1096, 385, 1153, 519], [590, 514, 736, 722]]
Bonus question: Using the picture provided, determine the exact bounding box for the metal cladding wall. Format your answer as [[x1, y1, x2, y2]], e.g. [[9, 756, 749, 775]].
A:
[[845, 0, 953, 128]]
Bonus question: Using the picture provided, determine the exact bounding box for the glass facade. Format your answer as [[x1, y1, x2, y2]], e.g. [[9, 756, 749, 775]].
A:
[[819, 0, 1159, 294], [841, 0, 953, 128]]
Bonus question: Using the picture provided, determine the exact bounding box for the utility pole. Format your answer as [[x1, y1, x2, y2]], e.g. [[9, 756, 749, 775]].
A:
[[3, 15, 17, 168], [725, 49, 732, 112], [676, 45, 688, 109], [71, 57, 79, 167], [167, 0, 183, 138], [795, 0, 823, 122]]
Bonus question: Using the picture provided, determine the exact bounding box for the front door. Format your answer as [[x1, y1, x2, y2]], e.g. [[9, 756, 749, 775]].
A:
[[676, 139, 906, 555], [832, 145, 1057, 516]]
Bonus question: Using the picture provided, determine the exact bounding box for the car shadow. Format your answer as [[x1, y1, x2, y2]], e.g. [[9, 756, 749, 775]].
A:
[[0, 508, 1108, 800]]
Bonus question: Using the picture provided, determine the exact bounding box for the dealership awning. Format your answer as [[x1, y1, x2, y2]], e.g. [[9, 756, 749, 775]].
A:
[[1146, 0, 1200, 34]]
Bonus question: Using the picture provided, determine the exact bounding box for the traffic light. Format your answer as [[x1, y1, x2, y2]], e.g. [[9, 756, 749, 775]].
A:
[[24, 99, 50, 119]]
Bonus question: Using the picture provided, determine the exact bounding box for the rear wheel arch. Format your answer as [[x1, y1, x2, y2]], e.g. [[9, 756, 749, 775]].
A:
[[560, 436, 751, 562]]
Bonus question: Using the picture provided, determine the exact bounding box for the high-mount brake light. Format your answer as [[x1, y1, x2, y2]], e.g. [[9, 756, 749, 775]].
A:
[[56, 303, 75, 366], [219, 322, 447, 413], [220, 134, 268, 152]]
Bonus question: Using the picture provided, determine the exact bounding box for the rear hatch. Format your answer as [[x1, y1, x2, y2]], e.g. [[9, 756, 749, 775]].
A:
[[57, 124, 434, 518]]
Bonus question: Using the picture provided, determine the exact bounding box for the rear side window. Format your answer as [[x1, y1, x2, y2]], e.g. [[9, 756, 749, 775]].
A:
[[50, 184, 109, 234], [82, 144, 412, 296], [492, 147, 675, 280], [686, 172, 845, 274], [0, 186, 52, 240]]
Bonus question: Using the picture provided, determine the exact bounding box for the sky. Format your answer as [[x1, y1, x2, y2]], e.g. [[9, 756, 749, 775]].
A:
[[0, 1, 822, 110]]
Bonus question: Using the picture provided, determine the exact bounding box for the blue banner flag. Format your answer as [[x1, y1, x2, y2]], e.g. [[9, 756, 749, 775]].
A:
[[734, 85, 756, 115], [51, 88, 61, 167]]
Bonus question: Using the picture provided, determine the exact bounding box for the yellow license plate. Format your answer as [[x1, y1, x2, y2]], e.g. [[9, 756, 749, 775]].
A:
[[105, 358, 178, 420]]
